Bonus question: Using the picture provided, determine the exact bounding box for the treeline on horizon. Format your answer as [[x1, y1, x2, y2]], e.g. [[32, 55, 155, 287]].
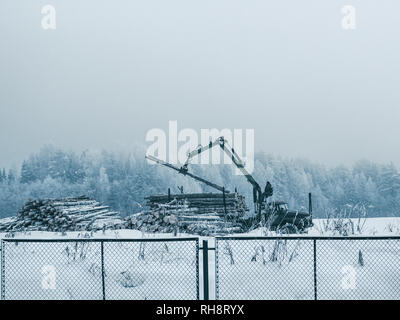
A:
[[0, 145, 399, 219]]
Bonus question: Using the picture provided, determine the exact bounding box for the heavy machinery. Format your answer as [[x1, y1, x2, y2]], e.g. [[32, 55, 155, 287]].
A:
[[261, 200, 313, 234], [146, 136, 313, 233]]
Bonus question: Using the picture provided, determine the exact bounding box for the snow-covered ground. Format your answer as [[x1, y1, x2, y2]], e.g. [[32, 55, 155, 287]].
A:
[[1, 239, 198, 300], [245, 217, 400, 237], [215, 236, 400, 300], [1, 217, 400, 300], [2, 217, 400, 240]]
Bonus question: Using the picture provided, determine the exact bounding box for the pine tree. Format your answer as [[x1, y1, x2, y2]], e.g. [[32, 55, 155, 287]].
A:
[[20, 160, 36, 183], [108, 182, 120, 211], [378, 164, 400, 214], [379, 164, 400, 197], [7, 169, 16, 184]]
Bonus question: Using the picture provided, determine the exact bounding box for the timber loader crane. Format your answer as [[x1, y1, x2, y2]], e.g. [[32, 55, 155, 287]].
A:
[[146, 136, 313, 233], [145, 154, 229, 193], [180, 136, 272, 221]]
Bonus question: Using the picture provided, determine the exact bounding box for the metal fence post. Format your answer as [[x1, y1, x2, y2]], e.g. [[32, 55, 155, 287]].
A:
[[313, 239, 317, 300], [196, 239, 200, 300], [101, 241, 106, 300], [202, 240, 209, 300], [215, 238, 219, 300], [1, 240, 5, 300], [222, 187, 227, 218]]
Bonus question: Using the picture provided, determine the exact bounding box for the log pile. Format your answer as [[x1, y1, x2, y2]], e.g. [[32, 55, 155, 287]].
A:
[[0, 196, 123, 233], [146, 193, 248, 218], [124, 193, 248, 236]]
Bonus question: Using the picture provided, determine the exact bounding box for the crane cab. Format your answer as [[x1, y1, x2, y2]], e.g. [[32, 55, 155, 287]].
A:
[[262, 201, 313, 234]]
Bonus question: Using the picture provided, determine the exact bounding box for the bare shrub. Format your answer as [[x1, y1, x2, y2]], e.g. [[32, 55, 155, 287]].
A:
[[358, 250, 364, 267], [65, 241, 91, 262], [117, 271, 145, 288], [269, 240, 288, 265], [321, 203, 368, 236], [223, 241, 235, 265]]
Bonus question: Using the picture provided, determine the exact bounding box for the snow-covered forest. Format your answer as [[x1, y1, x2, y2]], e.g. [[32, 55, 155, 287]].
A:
[[0, 145, 399, 219]]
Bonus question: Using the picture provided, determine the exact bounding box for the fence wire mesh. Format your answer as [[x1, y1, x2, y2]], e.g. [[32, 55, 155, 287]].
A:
[[215, 237, 400, 300], [0, 238, 199, 300], [317, 239, 400, 300], [2, 237, 400, 300], [103, 240, 199, 299], [215, 238, 315, 300]]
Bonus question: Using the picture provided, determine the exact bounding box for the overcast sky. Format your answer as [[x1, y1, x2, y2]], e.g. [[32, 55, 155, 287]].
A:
[[1, 0, 399, 169]]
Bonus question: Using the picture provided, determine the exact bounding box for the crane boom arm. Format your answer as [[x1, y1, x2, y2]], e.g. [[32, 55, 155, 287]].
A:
[[145, 154, 229, 193], [182, 137, 262, 196]]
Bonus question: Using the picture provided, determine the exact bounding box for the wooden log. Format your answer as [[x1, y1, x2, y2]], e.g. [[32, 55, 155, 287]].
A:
[[0, 196, 122, 232], [146, 192, 238, 201]]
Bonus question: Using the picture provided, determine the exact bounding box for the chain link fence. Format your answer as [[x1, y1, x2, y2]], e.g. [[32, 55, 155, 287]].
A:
[[0, 238, 199, 300], [2, 236, 400, 300], [215, 236, 400, 300]]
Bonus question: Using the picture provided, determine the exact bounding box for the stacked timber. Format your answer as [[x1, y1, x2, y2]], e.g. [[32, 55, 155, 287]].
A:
[[0, 196, 123, 232], [124, 193, 248, 236], [146, 193, 248, 218]]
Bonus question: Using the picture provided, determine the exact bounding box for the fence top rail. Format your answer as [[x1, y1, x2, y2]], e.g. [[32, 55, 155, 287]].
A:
[[215, 236, 400, 241], [0, 237, 199, 243]]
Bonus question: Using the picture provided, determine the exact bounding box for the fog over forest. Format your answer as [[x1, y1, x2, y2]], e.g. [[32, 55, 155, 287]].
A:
[[0, 145, 399, 219]]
